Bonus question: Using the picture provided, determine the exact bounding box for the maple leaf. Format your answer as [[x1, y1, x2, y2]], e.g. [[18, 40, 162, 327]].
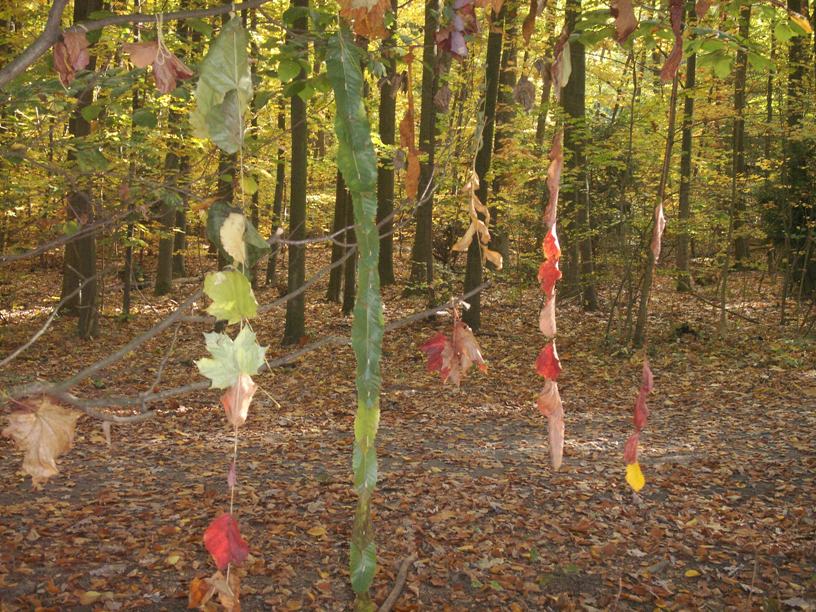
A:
[[122, 40, 158, 68], [220, 373, 257, 429], [203, 270, 258, 325], [196, 327, 267, 389], [2, 397, 80, 488], [537, 380, 564, 470], [535, 341, 562, 380], [420, 321, 486, 386], [53, 31, 90, 85], [152, 51, 194, 94], [203, 513, 249, 570]]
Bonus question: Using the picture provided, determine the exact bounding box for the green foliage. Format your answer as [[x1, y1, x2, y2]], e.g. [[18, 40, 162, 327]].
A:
[[203, 270, 258, 324], [196, 327, 267, 390], [206, 202, 270, 274], [190, 17, 253, 154]]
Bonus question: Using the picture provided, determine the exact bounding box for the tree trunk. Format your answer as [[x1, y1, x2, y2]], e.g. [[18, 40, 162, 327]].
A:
[[342, 184, 357, 315], [732, 4, 750, 266], [61, 0, 102, 338], [408, 0, 439, 285], [676, 0, 696, 292], [376, 0, 398, 286], [462, 4, 506, 331], [561, 0, 597, 310], [155, 136, 180, 296], [327, 170, 348, 302], [283, 0, 309, 345], [535, 60, 553, 150], [266, 101, 286, 285]]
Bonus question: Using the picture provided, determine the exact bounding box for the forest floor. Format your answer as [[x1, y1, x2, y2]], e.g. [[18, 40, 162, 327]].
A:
[[1, 255, 815, 611]]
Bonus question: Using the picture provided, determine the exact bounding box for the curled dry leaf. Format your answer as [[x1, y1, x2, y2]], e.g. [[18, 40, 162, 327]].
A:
[[550, 28, 572, 100], [220, 372, 257, 429], [53, 31, 90, 85], [513, 75, 536, 111], [122, 40, 158, 68], [2, 397, 80, 488], [537, 379, 565, 470], [152, 52, 194, 94], [203, 513, 249, 571], [651, 203, 666, 262], [660, 0, 685, 83], [544, 131, 564, 227], [611, 0, 638, 44], [535, 341, 562, 380], [189, 570, 240, 611], [695, 0, 711, 20]]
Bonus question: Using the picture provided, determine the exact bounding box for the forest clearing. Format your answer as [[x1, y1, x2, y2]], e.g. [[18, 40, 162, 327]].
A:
[[1, 0, 815, 609]]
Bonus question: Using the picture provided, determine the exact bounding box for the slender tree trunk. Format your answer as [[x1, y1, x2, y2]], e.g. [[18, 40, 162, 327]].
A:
[[283, 0, 309, 345], [266, 101, 286, 285], [677, 0, 696, 292], [462, 4, 506, 331], [327, 170, 348, 302], [408, 0, 439, 285], [61, 0, 102, 338], [732, 4, 751, 266], [376, 0, 398, 286], [155, 125, 180, 296], [342, 184, 357, 315], [561, 0, 597, 310], [535, 60, 553, 149]]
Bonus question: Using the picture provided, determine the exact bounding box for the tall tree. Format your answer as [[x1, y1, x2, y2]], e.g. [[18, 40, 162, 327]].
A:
[[327, 170, 348, 302], [283, 0, 309, 345], [732, 4, 751, 265], [676, 0, 696, 292], [561, 0, 598, 310], [376, 0, 398, 286], [408, 0, 439, 285], [60, 0, 103, 338], [266, 100, 287, 285], [462, 4, 506, 331]]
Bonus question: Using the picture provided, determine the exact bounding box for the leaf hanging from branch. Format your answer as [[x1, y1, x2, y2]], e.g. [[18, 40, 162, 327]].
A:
[[537, 380, 564, 469], [651, 202, 667, 262], [660, 0, 685, 83], [220, 373, 257, 429], [123, 40, 194, 94], [420, 318, 487, 387], [550, 28, 572, 100], [339, 0, 390, 39], [624, 360, 653, 492], [450, 171, 503, 269], [203, 513, 249, 571], [53, 31, 90, 85], [399, 50, 420, 200], [2, 397, 80, 488]]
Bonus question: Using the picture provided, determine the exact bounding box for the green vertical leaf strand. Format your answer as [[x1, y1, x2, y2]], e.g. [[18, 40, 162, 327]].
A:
[[326, 28, 383, 609]]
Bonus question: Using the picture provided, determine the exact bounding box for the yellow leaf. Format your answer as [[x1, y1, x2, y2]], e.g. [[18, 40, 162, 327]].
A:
[[685, 569, 700, 577], [166, 553, 181, 566], [625, 462, 645, 492], [307, 526, 327, 537], [79, 591, 102, 605], [220, 212, 247, 265], [791, 13, 813, 34]]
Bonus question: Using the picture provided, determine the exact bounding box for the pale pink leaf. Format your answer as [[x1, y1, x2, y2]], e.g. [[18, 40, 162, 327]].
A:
[[544, 131, 564, 227], [651, 203, 666, 262], [611, 0, 638, 44], [624, 431, 639, 464], [227, 460, 237, 489], [537, 380, 564, 470], [539, 295, 557, 337], [220, 373, 257, 429]]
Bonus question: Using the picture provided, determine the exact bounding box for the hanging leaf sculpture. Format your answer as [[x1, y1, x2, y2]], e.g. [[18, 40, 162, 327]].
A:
[[339, 0, 390, 39], [436, 0, 480, 60], [550, 28, 572, 99], [53, 31, 90, 85], [220, 373, 257, 429], [190, 17, 253, 154], [624, 361, 653, 492], [206, 202, 270, 274], [203, 270, 259, 325], [3, 397, 80, 488], [534, 130, 566, 470], [326, 28, 384, 607], [420, 316, 487, 387], [203, 513, 250, 570], [660, 0, 685, 83], [399, 50, 420, 201], [196, 327, 266, 389], [450, 171, 503, 269]]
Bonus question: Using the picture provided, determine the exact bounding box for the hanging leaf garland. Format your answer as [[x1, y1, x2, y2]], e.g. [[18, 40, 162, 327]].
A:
[[535, 129, 566, 470], [399, 50, 420, 201], [624, 361, 653, 492], [190, 17, 253, 154], [660, 0, 685, 83], [53, 31, 90, 85], [450, 171, 503, 269], [206, 202, 271, 274], [611, 0, 638, 44]]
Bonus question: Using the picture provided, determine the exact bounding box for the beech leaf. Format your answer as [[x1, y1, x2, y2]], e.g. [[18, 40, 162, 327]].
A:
[[2, 397, 80, 488], [203, 270, 258, 325], [122, 40, 158, 69], [203, 514, 249, 570]]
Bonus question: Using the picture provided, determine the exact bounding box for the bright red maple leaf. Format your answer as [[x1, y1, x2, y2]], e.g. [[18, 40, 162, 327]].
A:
[[203, 513, 249, 570], [535, 341, 562, 380], [538, 261, 562, 299]]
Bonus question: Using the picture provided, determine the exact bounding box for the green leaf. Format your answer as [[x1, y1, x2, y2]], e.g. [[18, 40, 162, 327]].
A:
[[132, 108, 158, 128], [196, 327, 266, 389], [747, 51, 773, 72], [350, 539, 377, 595], [190, 17, 252, 153], [713, 56, 732, 79], [277, 58, 302, 83], [774, 21, 796, 42], [81, 103, 103, 122], [240, 175, 258, 196], [187, 18, 213, 37], [76, 147, 109, 172], [203, 270, 258, 324]]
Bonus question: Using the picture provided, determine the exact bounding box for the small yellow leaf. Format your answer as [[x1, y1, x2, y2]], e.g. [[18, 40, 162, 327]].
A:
[[625, 462, 645, 492], [220, 212, 247, 265], [791, 13, 813, 34], [307, 526, 327, 537], [79, 591, 102, 605], [685, 569, 700, 577], [166, 553, 181, 566]]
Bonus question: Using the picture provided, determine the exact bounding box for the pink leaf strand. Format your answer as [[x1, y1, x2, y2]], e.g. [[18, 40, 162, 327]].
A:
[[651, 203, 667, 262], [203, 513, 249, 571], [537, 380, 564, 470], [625, 360, 653, 485], [544, 131, 564, 227], [660, 0, 685, 83], [611, 0, 638, 44]]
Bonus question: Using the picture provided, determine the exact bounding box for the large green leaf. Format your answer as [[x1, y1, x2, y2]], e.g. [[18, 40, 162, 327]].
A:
[[203, 270, 258, 324], [196, 327, 266, 389], [190, 17, 252, 153]]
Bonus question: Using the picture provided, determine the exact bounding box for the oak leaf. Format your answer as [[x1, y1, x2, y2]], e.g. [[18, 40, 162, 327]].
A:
[[2, 397, 80, 488], [203, 513, 249, 571]]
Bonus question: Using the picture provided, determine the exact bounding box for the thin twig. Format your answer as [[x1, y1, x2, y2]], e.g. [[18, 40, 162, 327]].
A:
[[377, 554, 417, 612]]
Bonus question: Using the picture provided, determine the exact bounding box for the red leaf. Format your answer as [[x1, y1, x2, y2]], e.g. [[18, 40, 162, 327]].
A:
[[535, 341, 562, 380], [537, 380, 564, 470], [624, 431, 639, 464], [203, 513, 249, 571], [420, 332, 449, 375], [537, 262, 561, 299], [660, 0, 684, 83], [420, 322, 486, 386], [542, 226, 561, 262], [53, 31, 90, 85], [633, 389, 649, 430], [152, 52, 194, 94]]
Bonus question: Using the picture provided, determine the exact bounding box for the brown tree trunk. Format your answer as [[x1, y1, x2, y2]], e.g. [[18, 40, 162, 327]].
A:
[[732, 4, 751, 266], [676, 0, 696, 292]]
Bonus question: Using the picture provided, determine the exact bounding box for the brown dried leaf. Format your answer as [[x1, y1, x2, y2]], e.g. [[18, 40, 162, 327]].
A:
[[339, 0, 389, 39], [122, 40, 158, 69], [152, 52, 194, 95], [53, 31, 90, 85], [220, 373, 257, 429], [2, 397, 80, 488], [660, 0, 684, 83], [611, 0, 638, 43]]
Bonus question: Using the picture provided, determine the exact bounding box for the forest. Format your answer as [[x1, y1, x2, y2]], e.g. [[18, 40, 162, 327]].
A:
[[0, 0, 815, 609]]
